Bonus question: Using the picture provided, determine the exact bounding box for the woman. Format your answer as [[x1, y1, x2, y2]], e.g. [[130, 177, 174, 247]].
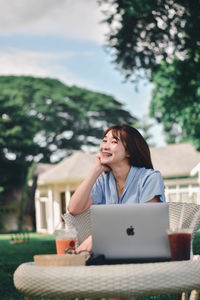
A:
[[68, 124, 165, 252]]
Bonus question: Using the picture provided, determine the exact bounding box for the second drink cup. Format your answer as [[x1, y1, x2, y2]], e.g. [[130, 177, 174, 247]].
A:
[[167, 228, 192, 261]]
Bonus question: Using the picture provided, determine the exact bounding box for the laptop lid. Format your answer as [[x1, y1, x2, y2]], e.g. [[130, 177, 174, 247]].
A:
[[91, 203, 171, 261]]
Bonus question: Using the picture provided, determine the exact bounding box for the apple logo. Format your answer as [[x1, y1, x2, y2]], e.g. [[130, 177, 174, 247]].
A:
[[126, 225, 135, 236]]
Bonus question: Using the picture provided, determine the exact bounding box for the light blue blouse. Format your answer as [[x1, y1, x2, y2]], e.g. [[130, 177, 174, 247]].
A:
[[90, 166, 165, 204]]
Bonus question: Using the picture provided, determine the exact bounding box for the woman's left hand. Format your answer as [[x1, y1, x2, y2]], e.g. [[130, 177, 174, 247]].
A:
[[76, 235, 92, 253]]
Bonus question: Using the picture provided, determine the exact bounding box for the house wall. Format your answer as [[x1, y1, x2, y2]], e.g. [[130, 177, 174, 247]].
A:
[[35, 184, 75, 233], [164, 177, 200, 204]]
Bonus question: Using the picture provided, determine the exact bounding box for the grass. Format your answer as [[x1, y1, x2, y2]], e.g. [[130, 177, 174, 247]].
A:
[[0, 232, 56, 299], [0, 231, 200, 300]]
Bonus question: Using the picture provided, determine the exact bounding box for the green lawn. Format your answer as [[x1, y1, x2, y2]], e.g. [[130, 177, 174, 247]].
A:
[[0, 232, 56, 299], [0, 231, 200, 300]]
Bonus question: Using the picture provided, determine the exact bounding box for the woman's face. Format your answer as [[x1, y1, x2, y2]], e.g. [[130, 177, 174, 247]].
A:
[[99, 130, 129, 166]]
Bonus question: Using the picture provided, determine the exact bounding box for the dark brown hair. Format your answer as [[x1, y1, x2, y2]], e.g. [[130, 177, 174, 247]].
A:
[[103, 124, 153, 169]]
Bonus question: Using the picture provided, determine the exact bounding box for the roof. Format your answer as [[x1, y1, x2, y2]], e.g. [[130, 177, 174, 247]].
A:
[[38, 151, 96, 185], [35, 163, 53, 176], [150, 143, 200, 177], [38, 143, 200, 185]]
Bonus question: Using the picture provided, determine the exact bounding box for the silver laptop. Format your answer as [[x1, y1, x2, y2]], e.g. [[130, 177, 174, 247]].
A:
[[90, 203, 171, 262]]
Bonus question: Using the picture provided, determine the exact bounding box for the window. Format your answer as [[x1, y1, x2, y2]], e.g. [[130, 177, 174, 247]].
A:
[[180, 184, 188, 189], [60, 192, 66, 215], [168, 185, 176, 189], [40, 201, 47, 229]]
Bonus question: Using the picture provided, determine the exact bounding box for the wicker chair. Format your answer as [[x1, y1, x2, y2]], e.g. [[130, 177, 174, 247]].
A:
[[64, 202, 200, 300]]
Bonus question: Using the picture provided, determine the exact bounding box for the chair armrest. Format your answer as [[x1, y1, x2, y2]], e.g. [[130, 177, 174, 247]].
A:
[[63, 209, 91, 246]]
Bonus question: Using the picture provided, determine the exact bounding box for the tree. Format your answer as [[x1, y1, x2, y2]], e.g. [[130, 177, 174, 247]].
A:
[[150, 57, 200, 148], [99, 0, 200, 80], [0, 75, 136, 213], [99, 0, 200, 147], [135, 115, 156, 147]]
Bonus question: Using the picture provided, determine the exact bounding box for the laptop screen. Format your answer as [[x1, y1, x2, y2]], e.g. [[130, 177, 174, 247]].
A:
[[90, 203, 171, 262]]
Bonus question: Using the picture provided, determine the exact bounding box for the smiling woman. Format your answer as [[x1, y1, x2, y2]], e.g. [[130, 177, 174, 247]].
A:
[[68, 124, 165, 253]]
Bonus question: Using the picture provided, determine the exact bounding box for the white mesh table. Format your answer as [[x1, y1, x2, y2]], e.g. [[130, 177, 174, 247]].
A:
[[14, 255, 200, 300]]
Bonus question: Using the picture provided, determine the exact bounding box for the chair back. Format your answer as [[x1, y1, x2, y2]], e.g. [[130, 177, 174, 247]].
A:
[[168, 202, 200, 239]]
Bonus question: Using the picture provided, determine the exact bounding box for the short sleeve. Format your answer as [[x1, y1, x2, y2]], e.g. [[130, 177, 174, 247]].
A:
[[140, 171, 165, 203], [90, 175, 105, 205]]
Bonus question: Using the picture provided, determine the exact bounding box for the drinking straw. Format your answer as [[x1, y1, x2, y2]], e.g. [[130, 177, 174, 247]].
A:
[[178, 203, 185, 229], [61, 214, 65, 222], [61, 213, 74, 230]]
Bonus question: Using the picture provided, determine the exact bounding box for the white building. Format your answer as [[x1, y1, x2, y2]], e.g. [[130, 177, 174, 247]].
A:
[[151, 143, 200, 203], [36, 151, 95, 233], [35, 144, 200, 233]]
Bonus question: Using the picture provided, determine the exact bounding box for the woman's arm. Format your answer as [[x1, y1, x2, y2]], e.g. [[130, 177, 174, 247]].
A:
[[68, 155, 108, 215], [68, 167, 100, 215]]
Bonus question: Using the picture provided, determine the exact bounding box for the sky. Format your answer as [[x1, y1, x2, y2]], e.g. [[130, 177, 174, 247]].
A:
[[0, 0, 165, 146]]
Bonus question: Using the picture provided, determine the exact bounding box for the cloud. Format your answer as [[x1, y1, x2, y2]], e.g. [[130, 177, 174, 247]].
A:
[[0, 0, 108, 44], [0, 48, 69, 77], [0, 48, 97, 88]]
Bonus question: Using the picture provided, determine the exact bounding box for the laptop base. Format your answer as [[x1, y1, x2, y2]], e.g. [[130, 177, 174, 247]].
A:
[[86, 254, 171, 265]]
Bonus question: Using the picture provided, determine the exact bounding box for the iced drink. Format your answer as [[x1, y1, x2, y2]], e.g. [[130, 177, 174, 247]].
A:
[[167, 228, 192, 261], [54, 222, 77, 255], [56, 238, 76, 255]]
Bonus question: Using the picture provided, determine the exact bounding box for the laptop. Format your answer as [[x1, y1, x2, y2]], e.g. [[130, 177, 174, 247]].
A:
[[90, 203, 171, 263]]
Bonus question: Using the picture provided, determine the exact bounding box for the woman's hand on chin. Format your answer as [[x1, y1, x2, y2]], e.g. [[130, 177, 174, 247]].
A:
[[96, 154, 111, 173]]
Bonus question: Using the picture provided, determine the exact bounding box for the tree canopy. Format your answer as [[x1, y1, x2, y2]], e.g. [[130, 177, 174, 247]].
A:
[[0, 75, 136, 196], [150, 57, 200, 148], [99, 0, 200, 148], [99, 0, 200, 80]]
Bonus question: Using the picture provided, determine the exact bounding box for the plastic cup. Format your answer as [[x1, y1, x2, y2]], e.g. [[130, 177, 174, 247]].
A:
[[54, 223, 77, 255], [167, 228, 192, 261]]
